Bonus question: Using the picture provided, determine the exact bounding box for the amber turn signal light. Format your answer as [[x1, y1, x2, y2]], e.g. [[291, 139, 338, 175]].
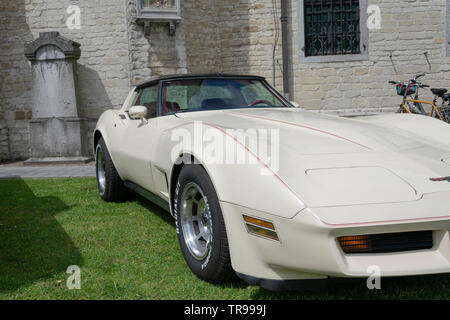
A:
[[243, 215, 279, 241], [338, 235, 371, 253], [243, 215, 275, 230]]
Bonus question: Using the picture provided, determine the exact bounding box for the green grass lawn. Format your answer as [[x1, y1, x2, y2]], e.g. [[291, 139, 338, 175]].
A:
[[1, 177, 450, 300]]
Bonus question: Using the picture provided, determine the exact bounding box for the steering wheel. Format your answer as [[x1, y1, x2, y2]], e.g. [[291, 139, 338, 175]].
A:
[[248, 99, 273, 107]]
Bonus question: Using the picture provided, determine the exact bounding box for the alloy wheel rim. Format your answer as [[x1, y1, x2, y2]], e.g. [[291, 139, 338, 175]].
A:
[[96, 145, 106, 196], [180, 182, 212, 261]]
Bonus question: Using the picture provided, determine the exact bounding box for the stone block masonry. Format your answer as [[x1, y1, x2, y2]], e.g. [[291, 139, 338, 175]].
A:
[[287, 0, 450, 115], [2, 0, 450, 162], [0, 0, 131, 161]]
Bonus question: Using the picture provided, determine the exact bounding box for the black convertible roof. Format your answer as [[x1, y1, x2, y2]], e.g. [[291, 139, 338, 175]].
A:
[[135, 73, 266, 89]]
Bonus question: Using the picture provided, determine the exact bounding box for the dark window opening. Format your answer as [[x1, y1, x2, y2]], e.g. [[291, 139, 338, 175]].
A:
[[161, 78, 289, 115], [304, 0, 361, 57], [135, 84, 159, 119]]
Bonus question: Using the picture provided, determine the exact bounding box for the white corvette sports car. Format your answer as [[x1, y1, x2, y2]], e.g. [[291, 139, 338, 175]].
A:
[[94, 74, 450, 290]]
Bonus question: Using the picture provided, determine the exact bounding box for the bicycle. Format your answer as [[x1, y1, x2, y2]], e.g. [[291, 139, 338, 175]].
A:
[[389, 73, 447, 122]]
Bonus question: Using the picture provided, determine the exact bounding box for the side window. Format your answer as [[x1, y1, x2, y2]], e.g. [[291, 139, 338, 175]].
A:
[[162, 80, 202, 114], [165, 84, 190, 112], [135, 84, 159, 119], [186, 80, 238, 109], [241, 81, 282, 106]]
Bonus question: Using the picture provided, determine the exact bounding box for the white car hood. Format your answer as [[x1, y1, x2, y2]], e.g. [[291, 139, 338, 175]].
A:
[[176, 108, 450, 209]]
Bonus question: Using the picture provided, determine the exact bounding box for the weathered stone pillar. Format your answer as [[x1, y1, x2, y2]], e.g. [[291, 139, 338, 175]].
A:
[[24, 32, 91, 164]]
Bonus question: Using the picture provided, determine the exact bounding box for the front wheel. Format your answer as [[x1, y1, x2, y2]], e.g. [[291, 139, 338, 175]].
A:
[[412, 101, 426, 115], [174, 165, 234, 284], [95, 137, 128, 202]]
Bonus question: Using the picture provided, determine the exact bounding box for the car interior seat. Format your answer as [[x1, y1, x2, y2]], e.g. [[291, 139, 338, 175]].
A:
[[164, 101, 181, 114]]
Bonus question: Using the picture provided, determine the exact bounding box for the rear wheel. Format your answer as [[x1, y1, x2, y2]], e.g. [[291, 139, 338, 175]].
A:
[[442, 108, 450, 123], [96, 137, 128, 202], [434, 106, 448, 122], [174, 165, 234, 283]]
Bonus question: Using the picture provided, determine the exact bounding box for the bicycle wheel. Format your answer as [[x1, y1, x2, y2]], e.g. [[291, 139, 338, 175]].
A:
[[439, 107, 450, 123], [413, 101, 427, 115], [403, 101, 419, 114], [405, 100, 426, 115]]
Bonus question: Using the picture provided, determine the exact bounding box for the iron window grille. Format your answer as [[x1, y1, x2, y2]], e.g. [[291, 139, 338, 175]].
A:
[[304, 0, 360, 56], [298, 0, 368, 62]]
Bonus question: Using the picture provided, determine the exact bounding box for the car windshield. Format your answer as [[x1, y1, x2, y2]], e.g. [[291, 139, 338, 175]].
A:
[[161, 78, 292, 115]]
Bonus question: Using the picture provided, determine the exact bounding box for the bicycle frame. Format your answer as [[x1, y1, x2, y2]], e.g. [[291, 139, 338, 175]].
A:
[[398, 97, 444, 121]]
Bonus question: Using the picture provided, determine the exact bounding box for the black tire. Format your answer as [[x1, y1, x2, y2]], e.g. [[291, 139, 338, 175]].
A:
[[443, 109, 450, 123], [95, 137, 128, 202], [174, 164, 234, 284], [435, 107, 449, 122]]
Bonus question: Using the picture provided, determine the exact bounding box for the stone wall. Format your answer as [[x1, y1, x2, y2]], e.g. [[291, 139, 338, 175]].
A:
[[220, 0, 450, 116], [0, 0, 131, 161], [217, 0, 284, 90], [126, 0, 187, 85], [1, 0, 450, 162], [0, 0, 33, 161], [185, 0, 221, 74], [286, 0, 450, 115], [125, 0, 284, 86], [0, 121, 10, 161], [126, 0, 222, 85]]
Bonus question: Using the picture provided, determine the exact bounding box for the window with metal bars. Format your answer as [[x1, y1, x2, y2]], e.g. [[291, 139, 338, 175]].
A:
[[298, 0, 368, 62], [141, 0, 176, 9], [304, 0, 360, 56]]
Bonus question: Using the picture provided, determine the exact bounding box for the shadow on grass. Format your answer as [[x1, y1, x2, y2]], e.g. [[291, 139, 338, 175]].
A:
[[248, 273, 450, 300], [131, 193, 174, 227], [0, 178, 83, 293]]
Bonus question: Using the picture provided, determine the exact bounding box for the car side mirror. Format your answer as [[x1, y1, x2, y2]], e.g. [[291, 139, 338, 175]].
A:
[[129, 105, 148, 124]]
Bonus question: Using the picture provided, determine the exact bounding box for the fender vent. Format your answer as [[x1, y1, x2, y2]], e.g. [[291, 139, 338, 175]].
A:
[[338, 231, 433, 254]]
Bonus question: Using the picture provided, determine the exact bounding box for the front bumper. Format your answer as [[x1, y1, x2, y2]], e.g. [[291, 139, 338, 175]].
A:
[[220, 192, 450, 283], [235, 272, 354, 291]]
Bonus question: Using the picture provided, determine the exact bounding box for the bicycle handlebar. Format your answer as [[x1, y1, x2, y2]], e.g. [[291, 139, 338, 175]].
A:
[[389, 73, 426, 85], [388, 80, 429, 88], [414, 73, 425, 81]]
